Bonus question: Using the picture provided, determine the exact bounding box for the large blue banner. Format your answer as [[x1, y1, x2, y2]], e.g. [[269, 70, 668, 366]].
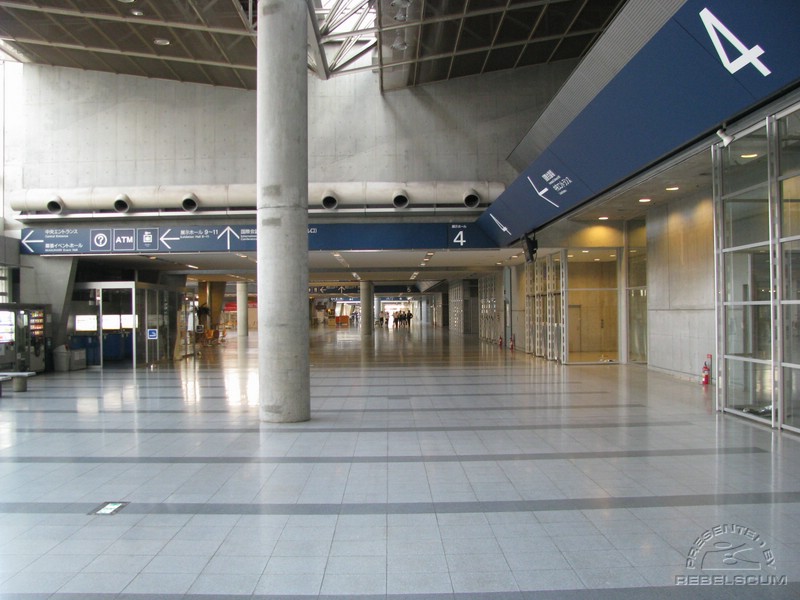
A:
[[20, 222, 496, 255], [479, 0, 800, 245]]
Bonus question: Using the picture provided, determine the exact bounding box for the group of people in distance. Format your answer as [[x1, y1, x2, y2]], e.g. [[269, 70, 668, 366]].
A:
[[391, 310, 412, 328], [378, 309, 413, 328]]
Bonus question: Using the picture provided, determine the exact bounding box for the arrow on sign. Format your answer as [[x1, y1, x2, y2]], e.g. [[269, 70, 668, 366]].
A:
[[21, 230, 44, 253], [527, 176, 559, 208], [217, 226, 240, 250], [490, 214, 513, 236], [160, 228, 180, 250]]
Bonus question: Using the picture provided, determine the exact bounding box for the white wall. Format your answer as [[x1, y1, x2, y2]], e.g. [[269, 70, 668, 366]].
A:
[[3, 60, 575, 216], [647, 194, 715, 380]]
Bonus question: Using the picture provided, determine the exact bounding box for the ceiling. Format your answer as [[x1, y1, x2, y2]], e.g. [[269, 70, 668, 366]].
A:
[[0, 0, 627, 91], [3, 0, 715, 293]]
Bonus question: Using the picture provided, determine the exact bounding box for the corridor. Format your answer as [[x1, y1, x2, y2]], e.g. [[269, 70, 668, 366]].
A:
[[0, 326, 798, 598]]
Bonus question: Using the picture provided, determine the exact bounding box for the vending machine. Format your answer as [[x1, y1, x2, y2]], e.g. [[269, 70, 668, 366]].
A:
[[0, 304, 50, 373]]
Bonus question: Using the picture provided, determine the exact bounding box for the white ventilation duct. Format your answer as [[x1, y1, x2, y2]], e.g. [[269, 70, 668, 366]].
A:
[[113, 194, 131, 213], [46, 195, 64, 214], [392, 189, 409, 209], [321, 189, 339, 210], [463, 189, 481, 208], [9, 181, 505, 213], [181, 193, 199, 212]]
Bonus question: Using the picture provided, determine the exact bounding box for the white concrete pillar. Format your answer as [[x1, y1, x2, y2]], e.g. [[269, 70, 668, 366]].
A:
[[236, 282, 249, 338], [257, 0, 309, 423], [360, 281, 374, 336]]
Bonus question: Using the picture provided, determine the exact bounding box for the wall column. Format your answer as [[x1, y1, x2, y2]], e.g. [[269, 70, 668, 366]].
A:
[[20, 255, 77, 348], [360, 281, 374, 336], [236, 282, 249, 338], [256, 0, 309, 423]]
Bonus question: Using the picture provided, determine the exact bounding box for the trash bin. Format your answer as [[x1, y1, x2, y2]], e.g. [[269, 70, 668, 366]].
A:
[[54, 345, 70, 372]]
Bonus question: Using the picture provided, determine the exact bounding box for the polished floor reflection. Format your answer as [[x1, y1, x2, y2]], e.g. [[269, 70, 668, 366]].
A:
[[0, 325, 799, 599]]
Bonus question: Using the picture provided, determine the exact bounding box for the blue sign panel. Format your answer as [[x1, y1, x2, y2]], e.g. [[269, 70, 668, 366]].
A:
[[113, 228, 136, 251], [480, 0, 800, 245], [90, 229, 112, 252], [147, 329, 158, 340], [137, 228, 159, 251], [20, 222, 497, 256]]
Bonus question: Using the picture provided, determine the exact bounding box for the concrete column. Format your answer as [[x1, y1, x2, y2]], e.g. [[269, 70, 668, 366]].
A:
[[236, 282, 249, 338], [360, 281, 374, 336], [256, 0, 309, 423], [20, 255, 77, 348]]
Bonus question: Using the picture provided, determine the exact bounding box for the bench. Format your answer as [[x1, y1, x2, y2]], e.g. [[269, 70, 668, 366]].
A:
[[0, 371, 36, 393]]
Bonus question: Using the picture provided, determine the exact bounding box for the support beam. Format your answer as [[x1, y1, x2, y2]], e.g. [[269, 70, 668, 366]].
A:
[[256, 0, 310, 423]]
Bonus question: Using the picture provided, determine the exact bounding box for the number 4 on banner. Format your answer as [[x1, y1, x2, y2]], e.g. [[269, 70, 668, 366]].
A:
[[699, 7, 771, 77]]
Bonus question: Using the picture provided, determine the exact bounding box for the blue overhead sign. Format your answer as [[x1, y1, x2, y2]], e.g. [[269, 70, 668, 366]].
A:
[[20, 222, 497, 256], [480, 0, 800, 245]]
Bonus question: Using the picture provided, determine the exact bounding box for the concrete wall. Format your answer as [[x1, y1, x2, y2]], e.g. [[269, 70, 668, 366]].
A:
[[3, 60, 575, 222], [647, 194, 715, 380]]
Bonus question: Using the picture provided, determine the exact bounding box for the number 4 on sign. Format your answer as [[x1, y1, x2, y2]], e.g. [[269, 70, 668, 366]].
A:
[[453, 230, 466, 246], [699, 7, 770, 77]]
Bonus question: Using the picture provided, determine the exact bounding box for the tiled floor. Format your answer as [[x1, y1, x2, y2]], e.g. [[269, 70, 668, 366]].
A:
[[0, 325, 799, 599]]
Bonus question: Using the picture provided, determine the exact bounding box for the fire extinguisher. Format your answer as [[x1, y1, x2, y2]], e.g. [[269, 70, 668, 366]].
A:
[[701, 361, 710, 385]]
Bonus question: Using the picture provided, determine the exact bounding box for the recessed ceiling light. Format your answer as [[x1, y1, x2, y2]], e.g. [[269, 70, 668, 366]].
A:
[[567, 254, 574, 258], [154, 38, 170, 46], [581, 250, 589, 253], [741, 153, 759, 159], [665, 186, 679, 191], [639, 198, 651, 203], [117, 0, 134, 3], [598, 216, 609, 221], [610, 254, 616, 258], [186, 264, 198, 269], [496, 262, 502, 265], [594, 258, 600, 261], [131, 9, 144, 16]]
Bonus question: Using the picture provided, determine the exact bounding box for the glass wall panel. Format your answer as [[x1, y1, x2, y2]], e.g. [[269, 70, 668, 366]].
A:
[[628, 250, 646, 288], [782, 304, 800, 365], [725, 305, 771, 359], [724, 359, 773, 416], [779, 110, 800, 176], [135, 288, 147, 366], [566, 254, 618, 363], [783, 367, 800, 429], [721, 126, 768, 196], [722, 187, 770, 248], [780, 176, 800, 237], [783, 240, 800, 299], [628, 289, 647, 363], [723, 246, 771, 302]]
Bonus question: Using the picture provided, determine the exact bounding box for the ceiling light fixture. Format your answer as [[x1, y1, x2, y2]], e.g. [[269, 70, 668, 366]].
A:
[[716, 128, 734, 147], [665, 186, 680, 191], [639, 198, 651, 203], [154, 38, 170, 46], [741, 153, 759, 159], [131, 9, 143, 16], [598, 216, 608, 221]]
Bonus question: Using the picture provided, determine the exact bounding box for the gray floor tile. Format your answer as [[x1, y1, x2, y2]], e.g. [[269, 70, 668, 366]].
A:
[[1, 327, 797, 599]]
